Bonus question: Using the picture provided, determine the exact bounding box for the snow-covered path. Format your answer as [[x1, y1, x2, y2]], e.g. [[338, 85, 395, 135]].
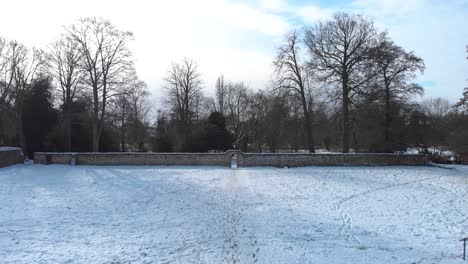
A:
[[1, 164, 468, 263]]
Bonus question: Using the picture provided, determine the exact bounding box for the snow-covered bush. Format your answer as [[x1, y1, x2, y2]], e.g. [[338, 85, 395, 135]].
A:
[[407, 147, 459, 164]]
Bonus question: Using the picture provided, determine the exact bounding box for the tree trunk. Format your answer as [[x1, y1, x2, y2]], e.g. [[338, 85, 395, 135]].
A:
[[92, 120, 99, 152], [16, 98, 26, 153], [121, 103, 126, 152], [353, 129, 359, 153], [241, 137, 248, 152], [17, 113, 26, 152], [184, 108, 191, 145], [301, 95, 315, 153], [0, 117, 4, 146], [270, 141, 276, 153], [91, 82, 101, 152], [64, 90, 73, 152], [342, 78, 350, 153], [384, 83, 392, 153], [64, 105, 72, 152]]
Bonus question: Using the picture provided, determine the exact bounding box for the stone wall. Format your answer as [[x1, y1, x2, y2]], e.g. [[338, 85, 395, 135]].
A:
[[34, 151, 427, 167], [237, 153, 428, 167], [34, 152, 233, 166], [0, 147, 24, 168]]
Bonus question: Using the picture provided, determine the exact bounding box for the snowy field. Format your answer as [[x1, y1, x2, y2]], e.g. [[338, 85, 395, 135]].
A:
[[1, 164, 468, 263]]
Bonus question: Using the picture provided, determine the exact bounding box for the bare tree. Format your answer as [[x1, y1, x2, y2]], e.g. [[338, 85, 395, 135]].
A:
[[305, 12, 380, 152], [0, 38, 44, 150], [108, 75, 149, 152], [114, 93, 129, 151], [193, 92, 211, 122], [0, 37, 14, 145], [47, 34, 83, 151], [67, 17, 134, 151], [163, 58, 203, 146], [421, 97, 451, 119], [274, 30, 315, 153], [128, 80, 150, 127], [372, 38, 425, 151], [213, 75, 227, 115], [0, 37, 9, 102], [456, 45, 468, 112], [225, 82, 251, 149], [245, 91, 265, 152], [0, 38, 13, 115], [127, 79, 151, 150]]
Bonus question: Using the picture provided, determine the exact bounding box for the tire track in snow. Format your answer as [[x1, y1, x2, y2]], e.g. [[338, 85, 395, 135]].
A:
[[335, 173, 442, 244], [425, 169, 468, 235]]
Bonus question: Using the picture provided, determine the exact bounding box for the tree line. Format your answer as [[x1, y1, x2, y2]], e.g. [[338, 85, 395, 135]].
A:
[[1, 13, 467, 160]]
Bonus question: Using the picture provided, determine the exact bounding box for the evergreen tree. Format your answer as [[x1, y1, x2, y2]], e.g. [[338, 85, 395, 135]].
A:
[[22, 77, 58, 158], [153, 112, 172, 152], [205, 112, 233, 151]]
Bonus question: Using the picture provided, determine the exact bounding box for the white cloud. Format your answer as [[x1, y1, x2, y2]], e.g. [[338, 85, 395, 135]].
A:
[[348, 0, 468, 101], [293, 5, 335, 24], [0, 0, 465, 104], [352, 0, 425, 16], [257, 0, 289, 12], [0, 0, 292, 112], [254, 0, 335, 25], [213, 2, 290, 36]]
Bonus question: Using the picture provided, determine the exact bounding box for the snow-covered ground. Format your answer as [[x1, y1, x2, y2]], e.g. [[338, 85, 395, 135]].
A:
[[1, 164, 468, 263]]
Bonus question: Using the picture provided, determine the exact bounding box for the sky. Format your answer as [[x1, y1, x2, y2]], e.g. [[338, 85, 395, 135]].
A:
[[0, 0, 467, 108]]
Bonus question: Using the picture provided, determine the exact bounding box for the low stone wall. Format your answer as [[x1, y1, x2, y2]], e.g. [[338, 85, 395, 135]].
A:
[[237, 153, 428, 167], [34, 152, 233, 166], [34, 151, 427, 167], [0, 147, 24, 168], [34, 152, 75, 165]]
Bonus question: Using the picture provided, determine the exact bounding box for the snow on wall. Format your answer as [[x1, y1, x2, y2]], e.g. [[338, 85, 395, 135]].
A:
[[0, 147, 21, 151], [0, 147, 23, 168], [34, 150, 427, 167]]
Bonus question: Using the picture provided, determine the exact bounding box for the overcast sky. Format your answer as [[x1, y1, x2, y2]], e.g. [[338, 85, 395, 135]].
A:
[[0, 0, 467, 108]]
